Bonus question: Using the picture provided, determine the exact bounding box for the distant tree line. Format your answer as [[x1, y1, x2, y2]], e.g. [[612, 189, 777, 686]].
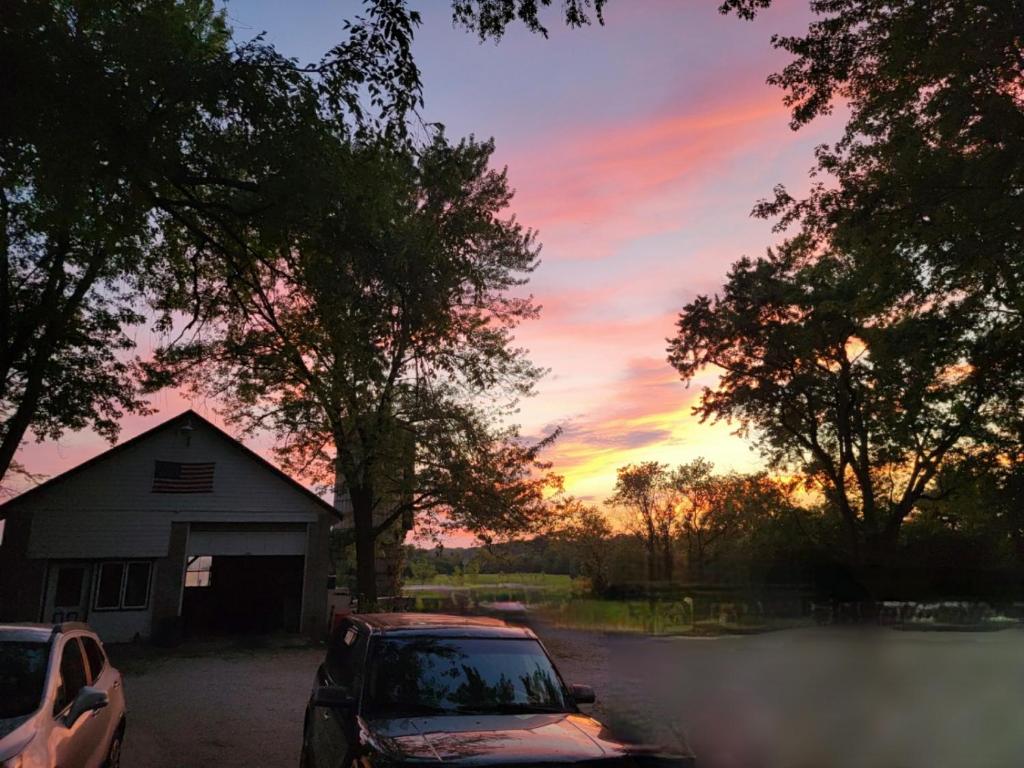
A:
[[408, 457, 1024, 603]]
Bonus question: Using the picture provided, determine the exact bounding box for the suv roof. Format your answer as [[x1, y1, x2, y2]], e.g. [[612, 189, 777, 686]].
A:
[[0, 622, 94, 642], [352, 613, 537, 639]]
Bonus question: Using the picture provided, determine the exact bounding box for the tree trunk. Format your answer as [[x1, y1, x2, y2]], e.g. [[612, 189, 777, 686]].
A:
[[646, 534, 657, 581], [858, 527, 898, 600], [352, 500, 378, 609], [661, 537, 674, 582]]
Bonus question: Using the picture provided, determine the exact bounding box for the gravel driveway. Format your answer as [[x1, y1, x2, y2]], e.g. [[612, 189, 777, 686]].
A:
[[113, 625, 1024, 768], [114, 641, 323, 768]]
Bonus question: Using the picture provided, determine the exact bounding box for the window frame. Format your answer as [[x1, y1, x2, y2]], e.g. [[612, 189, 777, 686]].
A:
[[92, 560, 153, 612], [80, 636, 106, 682], [184, 555, 213, 588]]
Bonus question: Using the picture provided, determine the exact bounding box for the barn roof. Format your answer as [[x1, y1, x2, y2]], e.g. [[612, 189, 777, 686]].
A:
[[0, 410, 339, 519]]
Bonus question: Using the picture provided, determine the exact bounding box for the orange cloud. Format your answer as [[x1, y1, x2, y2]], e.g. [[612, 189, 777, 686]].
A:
[[537, 356, 760, 504]]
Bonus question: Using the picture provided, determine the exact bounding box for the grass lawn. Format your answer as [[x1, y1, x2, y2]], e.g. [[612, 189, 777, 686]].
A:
[[402, 572, 576, 611], [402, 573, 807, 635]]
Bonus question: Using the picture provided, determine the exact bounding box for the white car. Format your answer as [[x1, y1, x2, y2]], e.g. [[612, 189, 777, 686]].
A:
[[0, 622, 126, 768]]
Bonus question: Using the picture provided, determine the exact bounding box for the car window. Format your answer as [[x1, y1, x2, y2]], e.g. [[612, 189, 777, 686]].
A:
[[53, 638, 87, 716], [364, 637, 570, 718], [325, 623, 367, 690], [81, 636, 106, 682], [0, 640, 50, 719]]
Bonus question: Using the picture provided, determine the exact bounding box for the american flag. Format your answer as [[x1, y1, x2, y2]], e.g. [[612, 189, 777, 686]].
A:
[[152, 461, 215, 493]]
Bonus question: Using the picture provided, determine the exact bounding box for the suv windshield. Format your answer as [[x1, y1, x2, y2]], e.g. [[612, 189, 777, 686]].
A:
[[0, 640, 50, 719], [365, 637, 570, 718]]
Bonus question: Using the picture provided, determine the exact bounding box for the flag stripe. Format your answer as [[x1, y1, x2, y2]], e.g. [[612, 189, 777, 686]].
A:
[[152, 461, 215, 493]]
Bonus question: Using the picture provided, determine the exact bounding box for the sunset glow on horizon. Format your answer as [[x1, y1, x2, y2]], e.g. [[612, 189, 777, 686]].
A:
[[10, 1, 845, 528]]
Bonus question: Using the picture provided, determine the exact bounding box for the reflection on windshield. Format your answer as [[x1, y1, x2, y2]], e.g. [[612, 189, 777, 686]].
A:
[[366, 637, 569, 717], [0, 641, 49, 719]]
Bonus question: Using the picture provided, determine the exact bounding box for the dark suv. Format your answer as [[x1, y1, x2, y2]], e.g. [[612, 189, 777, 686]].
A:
[[300, 613, 694, 768]]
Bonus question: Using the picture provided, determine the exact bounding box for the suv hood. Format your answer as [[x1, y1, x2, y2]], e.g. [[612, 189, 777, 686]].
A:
[[365, 713, 682, 766]]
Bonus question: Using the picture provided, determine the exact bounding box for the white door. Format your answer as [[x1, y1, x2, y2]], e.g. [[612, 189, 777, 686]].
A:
[[47, 563, 92, 623]]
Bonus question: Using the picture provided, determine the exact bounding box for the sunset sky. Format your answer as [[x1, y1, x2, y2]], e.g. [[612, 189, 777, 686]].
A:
[[13, 1, 843, 521]]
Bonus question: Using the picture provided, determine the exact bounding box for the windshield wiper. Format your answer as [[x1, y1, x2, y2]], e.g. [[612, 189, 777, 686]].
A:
[[380, 703, 454, 717], [455, 703, 568, 715]]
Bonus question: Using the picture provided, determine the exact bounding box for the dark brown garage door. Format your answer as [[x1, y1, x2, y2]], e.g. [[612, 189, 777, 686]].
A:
[[182, 555, 304, 635]]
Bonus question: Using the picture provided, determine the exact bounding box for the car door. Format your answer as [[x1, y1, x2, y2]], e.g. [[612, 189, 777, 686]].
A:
[[51, 637, 107, 768], [81, 635, 119, 761], [311, 623, 367, 768]]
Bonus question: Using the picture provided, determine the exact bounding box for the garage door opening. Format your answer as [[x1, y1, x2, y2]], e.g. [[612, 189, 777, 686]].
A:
[[182, 554, 304, 636]]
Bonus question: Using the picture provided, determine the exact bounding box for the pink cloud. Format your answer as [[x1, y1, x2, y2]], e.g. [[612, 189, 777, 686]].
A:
[[498, 88, 792, 261]]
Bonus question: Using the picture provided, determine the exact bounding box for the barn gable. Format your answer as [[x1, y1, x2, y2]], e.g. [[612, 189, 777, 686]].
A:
[[0, 411, 334, 642], [0, 411, 336, 559]]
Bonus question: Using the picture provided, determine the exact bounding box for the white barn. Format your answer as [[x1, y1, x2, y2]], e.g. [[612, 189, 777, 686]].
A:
[[0, 411, 335, 642]]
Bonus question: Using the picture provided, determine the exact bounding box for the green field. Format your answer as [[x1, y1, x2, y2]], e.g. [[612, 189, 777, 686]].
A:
[[400, 573, 801, 635], [401, 572, 576, 612]]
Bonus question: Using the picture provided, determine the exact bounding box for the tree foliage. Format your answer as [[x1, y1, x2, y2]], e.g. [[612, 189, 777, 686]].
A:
[[549, 497, 613, 593], [0, 0, 429, 489], [0, 0, 235, 485], [668, 239, 1012, 587], [452, 0, 607, 39], [673, 463, 796, 581], [608, 462, 678, 581], [668, 0, 1024, 593], [148, 134, 558, 603]]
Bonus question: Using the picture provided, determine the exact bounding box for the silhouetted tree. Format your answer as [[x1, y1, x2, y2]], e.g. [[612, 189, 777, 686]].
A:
[[681, 0, 1024, 592], [675, 466, 797, 582], [608, 462, 678, 581], [668, 241, 1011, 593], [0, 0, 425, 489], [549, 497, 613, 593], [149, 135, 558, 605], [723, 0, 1024, 477], [0, 0, 232, 484], [671, 460, 728, 582]]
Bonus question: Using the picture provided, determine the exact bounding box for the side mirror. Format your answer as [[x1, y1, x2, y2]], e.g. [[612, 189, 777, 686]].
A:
[[312, 685, 356, 709], [569, 684, 596, 705], [66, 686, 109, 727]]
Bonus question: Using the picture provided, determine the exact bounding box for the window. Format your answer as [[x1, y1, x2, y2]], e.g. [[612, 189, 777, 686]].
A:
[[94, 561, 152, 611], [81, 636, 106, 682], [185, 556, 212, 588], [53, 639, 87, 716], [95, 563, 124, 609], [124, 562, 151, 608], [54, 566, 85, 607], [364, 638, 570, 718], [326, 622, 368, 690]]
